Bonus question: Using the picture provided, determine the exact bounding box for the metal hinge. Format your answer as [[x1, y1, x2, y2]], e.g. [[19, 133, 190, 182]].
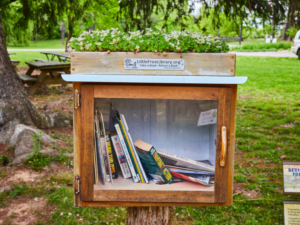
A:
[[74, 89, 80, 109], [75, 175, 80, 195]]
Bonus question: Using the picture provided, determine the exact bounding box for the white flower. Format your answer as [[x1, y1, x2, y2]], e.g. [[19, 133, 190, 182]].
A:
[[68, 213, 72, 216], [60, 212, 64, 216], [135, 45, 140, 49]]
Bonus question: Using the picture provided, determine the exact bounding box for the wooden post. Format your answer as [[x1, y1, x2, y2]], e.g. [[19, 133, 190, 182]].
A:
[[126, 207, 172, 225]]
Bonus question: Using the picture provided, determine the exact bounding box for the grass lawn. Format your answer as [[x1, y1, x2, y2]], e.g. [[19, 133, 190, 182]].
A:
[[9, 51, 63, 67], [7, 39, 66, 49], [0, 56, 300, 224]]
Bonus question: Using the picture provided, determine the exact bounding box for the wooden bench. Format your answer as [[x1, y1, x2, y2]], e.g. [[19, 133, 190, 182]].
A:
[[17, 73, 37, 85]]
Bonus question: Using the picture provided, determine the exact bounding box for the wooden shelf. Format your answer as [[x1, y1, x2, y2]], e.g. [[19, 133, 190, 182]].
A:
[[94, 178, 214, 192]]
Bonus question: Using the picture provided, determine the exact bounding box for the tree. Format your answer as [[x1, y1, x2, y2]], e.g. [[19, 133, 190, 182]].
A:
[[0, 12, 51, 141]]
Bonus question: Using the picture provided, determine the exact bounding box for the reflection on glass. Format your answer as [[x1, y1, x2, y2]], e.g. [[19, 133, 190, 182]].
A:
[[94, 98, 218, 189]]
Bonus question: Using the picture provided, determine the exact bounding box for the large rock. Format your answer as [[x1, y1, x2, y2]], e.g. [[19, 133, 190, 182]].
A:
[[11, 125, 56, 165]]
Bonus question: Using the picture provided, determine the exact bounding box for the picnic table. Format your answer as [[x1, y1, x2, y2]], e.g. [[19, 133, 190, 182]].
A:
[[8, 52, 19, 71], [40, 52, 70, 62], [25, 61, 70, 95]]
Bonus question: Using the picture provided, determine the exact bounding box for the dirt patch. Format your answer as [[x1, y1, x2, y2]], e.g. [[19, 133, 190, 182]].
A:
[[0, 197, 54, 225], [242, 189, 261, 199], [0, 168, 44, 186], [17, 66, 41, 75], [279, 122, 297, 128]]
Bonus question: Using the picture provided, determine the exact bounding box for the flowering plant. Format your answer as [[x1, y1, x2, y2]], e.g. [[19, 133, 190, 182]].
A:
[[68, 28, 229, 53]]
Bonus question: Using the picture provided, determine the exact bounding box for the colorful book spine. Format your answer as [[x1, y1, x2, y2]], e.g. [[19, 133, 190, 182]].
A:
[[120, 113, 148, 184], [110, 133, 131, 179], [117, 116, 142, 183], [114, 121, 139, 183], [106, 133, 118, 179]]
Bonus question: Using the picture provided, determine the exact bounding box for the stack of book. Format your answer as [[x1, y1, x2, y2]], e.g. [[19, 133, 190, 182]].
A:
[[94, 107, 215, 187]]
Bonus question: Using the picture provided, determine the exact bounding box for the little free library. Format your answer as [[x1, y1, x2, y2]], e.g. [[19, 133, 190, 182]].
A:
[[63, 29, 247, 207]]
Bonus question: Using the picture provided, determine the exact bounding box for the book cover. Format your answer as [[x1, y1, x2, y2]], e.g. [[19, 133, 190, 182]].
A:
[[105, 132, 118, 179], [113, 119, 139, 183], [116, 112, 144, 183], [110, 132, 131, 179], [120, 113, 149, 184], [94, 117, 106, 185], [157, 149, 215, 172], [169, 171, 213, 186], [134, 139, 174, 184]]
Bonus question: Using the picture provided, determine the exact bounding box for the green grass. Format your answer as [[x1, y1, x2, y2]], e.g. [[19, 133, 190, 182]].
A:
[[231, 42, 292, 51], [8, 51, 63, 67], [1, 56, 300, 224], [7, 39, 66, 49]]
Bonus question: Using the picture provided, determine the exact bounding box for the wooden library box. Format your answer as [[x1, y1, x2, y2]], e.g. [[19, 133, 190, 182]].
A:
[[62, 52, 247, 207]]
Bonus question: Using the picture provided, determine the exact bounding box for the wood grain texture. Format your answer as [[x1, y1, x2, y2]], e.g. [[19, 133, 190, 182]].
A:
[[94, 84, 222, 100], [126, 207, 171, 225], [214, 88, 231, 203], [80, 84, 95, 201], [71, 52, 236, 76], [73, 82, 82, 207], [74, 84, 237, 207], [226, 84, 237, 206], [94, 190, 214, 203]]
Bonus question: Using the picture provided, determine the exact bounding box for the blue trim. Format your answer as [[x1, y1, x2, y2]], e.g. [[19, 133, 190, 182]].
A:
[[62, 74, 247, 84]]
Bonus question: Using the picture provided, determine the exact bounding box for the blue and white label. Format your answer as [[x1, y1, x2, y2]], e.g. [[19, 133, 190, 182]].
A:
[[124, 58, 185, 70]]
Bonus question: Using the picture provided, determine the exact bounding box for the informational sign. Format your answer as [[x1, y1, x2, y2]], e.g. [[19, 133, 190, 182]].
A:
[[283, 162, 300, 195], [124, 58, 185, 70], [283, 201, 300, 225], [197, 109, 218, 126]]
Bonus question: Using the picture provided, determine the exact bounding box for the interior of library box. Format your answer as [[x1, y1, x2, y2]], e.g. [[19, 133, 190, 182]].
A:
[[65, 51, 247, 206]]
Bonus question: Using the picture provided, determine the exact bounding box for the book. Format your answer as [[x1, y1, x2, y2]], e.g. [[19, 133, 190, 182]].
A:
[[134, 139, 174, 184], [113, 117, 139, 183], [116, 111, 147, 183], [167, 167, 214, 176], [110, 131, 131, 179], [98, 111, 112, 183], [105, 132, 118, 179], [169, 171, 213, 186], [94, 116, 106, 185], [156, 149, 215, 172], [120, 113, 149, 184]]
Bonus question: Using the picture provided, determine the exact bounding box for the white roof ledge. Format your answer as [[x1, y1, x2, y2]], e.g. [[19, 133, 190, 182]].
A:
[[62, 74, 247, 84]]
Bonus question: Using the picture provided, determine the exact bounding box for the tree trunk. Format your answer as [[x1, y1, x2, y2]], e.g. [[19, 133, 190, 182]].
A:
[[281, 21, 289, 40], [0, 12, 51, 144], [126, 207, 172, 225]]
